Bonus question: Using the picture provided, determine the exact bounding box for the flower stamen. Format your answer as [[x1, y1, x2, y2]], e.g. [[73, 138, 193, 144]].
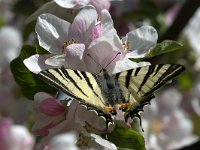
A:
[[62, 38, 77, 51], [123, 42, 130, 54]]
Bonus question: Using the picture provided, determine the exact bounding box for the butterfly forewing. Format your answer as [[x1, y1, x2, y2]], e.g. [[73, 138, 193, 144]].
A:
[[115, 64, 185, 120], [38, 68, 106, 108]]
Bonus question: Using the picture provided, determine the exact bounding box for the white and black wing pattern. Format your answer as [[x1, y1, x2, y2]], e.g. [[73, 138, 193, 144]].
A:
[[38, 68, 107, 108], [37, 64, 185, 130], [114, 64, 185, 122], [38, 68, 115, 129]]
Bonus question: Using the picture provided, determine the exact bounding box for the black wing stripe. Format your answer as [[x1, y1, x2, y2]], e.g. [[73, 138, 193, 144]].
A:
[[61, 69, 88, 97], [154, 64, 175, 85], [153, 64, 164, 76], [115, 72, 120, 80], [125, 69, 133, 88], [144, 65, 185, 96], [38, 71, 77, 98], [80, 71, 102, 99], [134, 67, 141, 76], [73, 70, 83, 80], [137, 65, 155, 93]]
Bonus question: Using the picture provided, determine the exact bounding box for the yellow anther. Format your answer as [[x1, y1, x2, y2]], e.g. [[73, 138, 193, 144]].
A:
[[62, 38, 77, 50]]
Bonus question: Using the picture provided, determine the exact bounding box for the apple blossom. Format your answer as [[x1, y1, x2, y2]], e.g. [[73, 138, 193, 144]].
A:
[[0, 26, 22, 67], [33, 92, 117, 150], [24, 6, 157, 74], [142, 88, 198, 150], [26, 0, 110, 24], [0, 118, 35, 150]]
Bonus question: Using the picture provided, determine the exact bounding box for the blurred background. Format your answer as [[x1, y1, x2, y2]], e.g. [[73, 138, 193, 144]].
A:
[[0, 0, 200, 149]]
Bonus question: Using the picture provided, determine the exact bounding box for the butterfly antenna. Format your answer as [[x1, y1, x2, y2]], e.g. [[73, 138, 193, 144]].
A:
[[87, 54, 104, 72], [104, 52, 121, 69]]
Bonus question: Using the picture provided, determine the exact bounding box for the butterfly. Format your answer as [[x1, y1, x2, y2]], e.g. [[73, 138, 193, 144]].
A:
[[38, 64, 185, 131]]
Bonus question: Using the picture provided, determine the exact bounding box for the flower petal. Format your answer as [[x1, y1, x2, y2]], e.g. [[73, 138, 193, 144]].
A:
[[45, 44, 87, 71], [23, 54, 55, 73], [25, 1, 78, 24], [90, 0, 111, 14], [39, 98, 65, 116], [36, 13, 70, 54], [55, 0, 89, 8], [47, 131, 79, 150], [9, 126, 35, 150], [109, 57, 151, 74], [86, 40, 123, 74], [123, 26, 158, 58], [100, 10, 124, 54], [32, 92, 65, 136], [69, 5, 98, 44], [90, 133, 117, 150]]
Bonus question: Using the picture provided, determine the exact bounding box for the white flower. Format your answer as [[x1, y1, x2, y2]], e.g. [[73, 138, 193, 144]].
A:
[[41, 130, 117, 150], [0, 118, 35, 150], [184, 8, 200, 55], [24, 6, 157, 74], [26, 0, 110, 24], [142, 88, 198, 150], [0, 26, 22, 67]]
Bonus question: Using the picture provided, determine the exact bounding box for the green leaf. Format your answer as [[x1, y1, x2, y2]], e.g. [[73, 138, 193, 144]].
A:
[[36, 43, 49, 54], [0, 15, 5, 28], [10, 45, 57, 100], [178, 73, 195, 90], [131, 40, 182, 62], [147, 40, 182, 57], [106, 126, 145, 150]]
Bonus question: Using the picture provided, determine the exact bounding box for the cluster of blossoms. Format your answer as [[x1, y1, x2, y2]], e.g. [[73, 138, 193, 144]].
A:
[[142, 88, 198, 150], [3, 0, 199, 150], [22, 1, 159, 149]]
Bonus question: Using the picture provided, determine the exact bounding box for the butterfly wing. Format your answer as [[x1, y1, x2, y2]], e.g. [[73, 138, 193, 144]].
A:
[[115, 64, 185, 121], [38, 68, 114, 130]]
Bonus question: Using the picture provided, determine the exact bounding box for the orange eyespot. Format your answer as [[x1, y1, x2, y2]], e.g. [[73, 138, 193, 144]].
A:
[[104, 106, 115, 113], [121, 103, 131, 109]]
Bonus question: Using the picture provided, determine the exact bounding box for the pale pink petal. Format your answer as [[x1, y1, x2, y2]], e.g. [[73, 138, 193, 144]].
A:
[[0, 118, 12, 150], [23, 54, 55, 73], [47, 132, 79, 150], [0, 119, 35, 150], [90, 0, 111, 14], [55, 0, 89, 8], [90, 134, 117, 150], [9, 126, 35, 150], [45, 44, 87, 71], [100, 10, 124, 55], [33, 92, 65, 136], [109, 57, 151, 74], [90, 22, 102, 40], [69, 5, 98, 44], [122, 26, 158, 58], [39, 98, 65, 116], [85, 40, 123, 74], [25, 1, 79, 24], [45, 54, 67, 67], [36, 13, 70, 54]]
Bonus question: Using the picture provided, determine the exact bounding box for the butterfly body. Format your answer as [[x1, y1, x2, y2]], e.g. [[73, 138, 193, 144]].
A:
[[97, 69, 125, 107], [38, 64, 185, 131]]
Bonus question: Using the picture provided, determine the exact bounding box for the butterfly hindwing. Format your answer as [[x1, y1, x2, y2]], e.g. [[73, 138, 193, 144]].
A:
[[115, 64, 185, 121]]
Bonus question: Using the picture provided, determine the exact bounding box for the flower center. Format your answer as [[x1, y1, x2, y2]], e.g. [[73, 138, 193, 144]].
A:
[[62, 38, 77, 52], [123, 41, 130, 54]]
